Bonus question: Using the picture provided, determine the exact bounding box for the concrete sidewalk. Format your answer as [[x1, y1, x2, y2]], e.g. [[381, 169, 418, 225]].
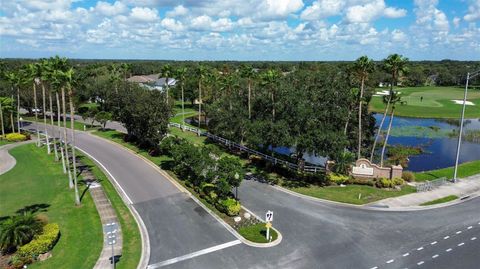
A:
[[0, 140, 35, 175], [372, 174, 480, 208]]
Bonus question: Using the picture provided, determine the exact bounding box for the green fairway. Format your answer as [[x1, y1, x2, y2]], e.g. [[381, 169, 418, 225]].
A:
[[369, 86, 480, 118], [0, 144, 102, 269]]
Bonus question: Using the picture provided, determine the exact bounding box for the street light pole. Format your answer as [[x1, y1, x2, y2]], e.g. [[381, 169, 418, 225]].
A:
[[453, 70, 480, 183]]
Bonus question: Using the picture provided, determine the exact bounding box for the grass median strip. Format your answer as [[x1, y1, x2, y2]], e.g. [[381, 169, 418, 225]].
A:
[[420, 195, 459, 206], [238, 223, 278, 243], [76, 153, 142, 269]]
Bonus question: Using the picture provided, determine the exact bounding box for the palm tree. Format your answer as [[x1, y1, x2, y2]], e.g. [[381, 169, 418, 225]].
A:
[[62, 67, 81, 205], [220, 71, 238, 111], [240, 64, 256, 120], [4, 72, 19, 133], [40, 59, 52, 154], [0, 214, 43, 252], [24, 63, 41, 146], [175, 67, 187, 130], [161, 64, 173, 105], [352, 56, 374, 159], [52, 71, 67, 174], [370, 53, 408, 162], [380, 91, 402, 167], [260, 69, 280, 121], [196, 65, 208, 135], [0, 97, 4, 137]]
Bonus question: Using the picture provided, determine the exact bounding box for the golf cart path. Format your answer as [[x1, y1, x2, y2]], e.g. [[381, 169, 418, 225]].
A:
[[0, 141, 34, 175]]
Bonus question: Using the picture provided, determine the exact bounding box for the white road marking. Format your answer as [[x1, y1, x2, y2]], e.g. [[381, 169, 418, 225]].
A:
[[369, 267, 378, 269], [417, 247, 424, 251], [386, 259, 394, 264], [444, 236, 450, 239], [467, 226, 473, 229], [430, 241, 437, 245], [471, 237, 477, 241], [417, 261, 424, 265], [456, 231, 462, 234], [403, 253, 410, 257], [458, 242, 464, 246], [446, 248, 452, 252], [432, 254, 439, 259], [147, 240, 242, 268]]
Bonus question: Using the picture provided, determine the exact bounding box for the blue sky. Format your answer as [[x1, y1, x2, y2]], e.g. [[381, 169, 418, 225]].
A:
[[0, 0, 479, 60]]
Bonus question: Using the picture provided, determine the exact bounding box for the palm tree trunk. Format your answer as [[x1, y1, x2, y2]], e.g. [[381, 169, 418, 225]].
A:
[[271, 90, 275, 121], [49, 90, 58, 161], [380, 108, 395, 167], [370, 98, 391, 162], [344, 110, 352, 136], [358, 78, 365, 159], [57, 92, 66, 174], [62, 87, 73, 188], [198, 80, 202, 136], [10, 109, 15, 133], [248, 79, 252, 120], [42, 84, 51, 154], [17, 88, 20, 132], [33, 83, 40, 146], [181, 82, 185, 131], [69, 89, 81, 205], [0, 100, 4, 137]]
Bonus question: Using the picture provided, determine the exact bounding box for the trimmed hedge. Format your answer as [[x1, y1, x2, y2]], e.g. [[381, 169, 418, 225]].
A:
[[17, 223, 60, 259], [328, 173, 349, 185], [216, 198, 241, 216], [6, 133, 27, 142]]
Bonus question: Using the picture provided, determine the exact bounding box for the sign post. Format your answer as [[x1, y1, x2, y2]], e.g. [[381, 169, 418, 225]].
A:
[[265, 211, 273, 241]]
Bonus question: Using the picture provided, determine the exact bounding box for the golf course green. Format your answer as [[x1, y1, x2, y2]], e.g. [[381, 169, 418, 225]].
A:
[[369, 86, 480, 118]]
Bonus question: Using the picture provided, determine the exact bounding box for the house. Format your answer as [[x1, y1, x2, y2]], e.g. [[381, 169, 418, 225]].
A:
[[127, 74, 177, 92]]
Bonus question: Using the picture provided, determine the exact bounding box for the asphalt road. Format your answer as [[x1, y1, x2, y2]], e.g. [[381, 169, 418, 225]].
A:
[[22, 122, 480, 269]]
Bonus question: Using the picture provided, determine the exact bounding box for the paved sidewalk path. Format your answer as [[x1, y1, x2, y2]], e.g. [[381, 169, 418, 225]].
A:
[[77, 161, 123, 269], [0, 141, 35, 175], [372, 174, 480, 207]]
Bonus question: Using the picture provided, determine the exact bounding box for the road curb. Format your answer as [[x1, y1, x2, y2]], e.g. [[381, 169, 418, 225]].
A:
[[89, 132, 283, 248]]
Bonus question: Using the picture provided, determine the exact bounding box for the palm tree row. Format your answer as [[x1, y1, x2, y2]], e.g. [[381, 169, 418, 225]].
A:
[[1, 56, 81, 205]]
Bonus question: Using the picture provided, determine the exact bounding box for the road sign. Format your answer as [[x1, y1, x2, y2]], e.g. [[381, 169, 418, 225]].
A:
[[265, 211, 273, 222]]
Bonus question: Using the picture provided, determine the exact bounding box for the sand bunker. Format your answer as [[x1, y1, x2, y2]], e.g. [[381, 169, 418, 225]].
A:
[[451, 100, 475, 106]]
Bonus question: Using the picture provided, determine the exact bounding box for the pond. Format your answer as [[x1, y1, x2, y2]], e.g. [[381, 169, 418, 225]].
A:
[[373, 114, 480, 172]]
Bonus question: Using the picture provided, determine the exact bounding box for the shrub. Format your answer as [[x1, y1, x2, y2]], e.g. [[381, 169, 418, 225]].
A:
[[402, 171, 415, 182], [392, 177, 405, 186], [16, 223, 60, 259], [375, 178, 393, 188], [5, 133, 27, 142], [328, 173, 349, 185], [216, 198, 241, 216], [159, 136, 182, 156], [0, 214, 43, 252], [346, 178, 375, 186]]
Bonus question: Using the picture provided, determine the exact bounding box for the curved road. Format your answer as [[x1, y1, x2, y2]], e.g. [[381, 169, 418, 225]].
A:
[[24, 122, 480, 269]]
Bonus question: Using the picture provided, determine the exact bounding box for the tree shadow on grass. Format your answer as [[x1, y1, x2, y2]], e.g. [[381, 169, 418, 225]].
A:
[[15, 203, 50, 215]]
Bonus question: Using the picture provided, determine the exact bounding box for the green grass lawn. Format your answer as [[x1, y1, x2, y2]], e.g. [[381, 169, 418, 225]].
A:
[[238, 223, 278, 243], [0, 144, 102, 269], [0, 139, 12, 146], [414, 160, 480, 181], [76, 153, 141, 269], [420, 195, 458, 206], [285, 184, 416, 205], [369, 86, 480, 118]]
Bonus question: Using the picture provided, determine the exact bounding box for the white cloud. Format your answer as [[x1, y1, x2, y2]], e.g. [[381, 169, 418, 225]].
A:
[[130, 7, 159, 22], [464, 0, 480, 22], [391, 29, 407, 42], [345, 0, 406, 23], [161, 18, 184, 31], [94, 1, 127, 17], [453, 17, 461, 28], [257, 0, 304, 19], [190, 15, 233, 32], [166, 5, 188, 17], [414, 0, 449, 32], [300, 0, 345, 20]]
